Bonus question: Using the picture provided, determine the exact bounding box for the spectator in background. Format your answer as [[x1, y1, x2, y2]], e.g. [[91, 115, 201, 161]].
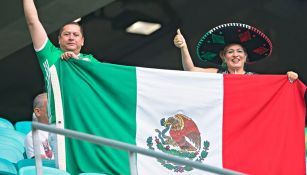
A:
[[24, 92, 53, 159]]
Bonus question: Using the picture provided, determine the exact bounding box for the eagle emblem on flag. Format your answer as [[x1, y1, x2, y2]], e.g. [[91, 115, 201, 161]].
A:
[[146, 113, 210, 173]]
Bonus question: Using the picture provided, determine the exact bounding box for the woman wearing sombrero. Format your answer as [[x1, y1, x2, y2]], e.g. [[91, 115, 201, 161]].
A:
[[174, 23, 298, 82]]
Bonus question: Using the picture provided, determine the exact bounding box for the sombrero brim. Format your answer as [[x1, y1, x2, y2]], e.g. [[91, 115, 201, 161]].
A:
[[196, 23, 272, 64]]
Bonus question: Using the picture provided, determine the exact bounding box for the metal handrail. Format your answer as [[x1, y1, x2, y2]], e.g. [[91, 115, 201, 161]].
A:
[[32, 122, 244, 175]]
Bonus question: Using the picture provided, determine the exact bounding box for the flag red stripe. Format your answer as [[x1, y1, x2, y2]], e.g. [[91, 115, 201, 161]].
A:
[[222, 75, 306, 175]]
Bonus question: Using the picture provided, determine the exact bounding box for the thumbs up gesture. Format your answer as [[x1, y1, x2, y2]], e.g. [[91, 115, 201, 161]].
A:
[[173, 29, 187, 48]]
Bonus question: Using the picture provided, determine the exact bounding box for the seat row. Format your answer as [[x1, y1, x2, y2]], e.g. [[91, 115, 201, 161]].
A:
[[0, 117, 109, 175], [0, 117, 64, 175], [0, 117, 32, 135]]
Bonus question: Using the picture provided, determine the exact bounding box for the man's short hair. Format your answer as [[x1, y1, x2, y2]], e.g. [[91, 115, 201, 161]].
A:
[[33, 92, 47, 110], [58, 22, 84, 37]]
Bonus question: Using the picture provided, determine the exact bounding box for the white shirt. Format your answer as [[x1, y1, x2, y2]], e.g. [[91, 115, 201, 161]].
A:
[[24, 130, 54, 159]]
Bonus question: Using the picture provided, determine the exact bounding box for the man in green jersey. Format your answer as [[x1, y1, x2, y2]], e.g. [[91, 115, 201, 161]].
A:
[[23, 0, 100, 124], [23, 1, 102, 168]]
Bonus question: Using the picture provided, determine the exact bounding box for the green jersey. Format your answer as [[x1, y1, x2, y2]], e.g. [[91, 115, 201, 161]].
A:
[[36, 39, 99, 123]]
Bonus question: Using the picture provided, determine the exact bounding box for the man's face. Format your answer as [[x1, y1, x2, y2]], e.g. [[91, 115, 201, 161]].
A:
[[58, 24, 84, 54]]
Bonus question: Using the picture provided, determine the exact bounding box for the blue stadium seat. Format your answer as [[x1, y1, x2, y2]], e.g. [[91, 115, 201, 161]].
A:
[[14, 121, 32, 135], [0, 158, 17, 175], [18, 166, 70, 175], [0, 136, 25, 153], [0, 147, 24, 164], [0, 128, 26, 144], [16, 159, 56, 171], [0, 117, 14, 130]]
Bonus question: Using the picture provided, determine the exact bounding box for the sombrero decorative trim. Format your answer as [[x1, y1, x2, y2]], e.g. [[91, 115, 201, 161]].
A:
[[196, 23, 272, 64]]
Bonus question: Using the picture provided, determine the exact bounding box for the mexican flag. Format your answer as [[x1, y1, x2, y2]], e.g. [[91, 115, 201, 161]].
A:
[[49, 59, 306, 175]]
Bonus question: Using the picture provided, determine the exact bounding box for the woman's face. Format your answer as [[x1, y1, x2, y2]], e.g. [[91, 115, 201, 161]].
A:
[[221, 44, 247, 70]]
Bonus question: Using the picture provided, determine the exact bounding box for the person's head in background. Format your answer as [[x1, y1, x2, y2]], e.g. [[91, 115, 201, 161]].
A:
[[33, 92, 48, 124]]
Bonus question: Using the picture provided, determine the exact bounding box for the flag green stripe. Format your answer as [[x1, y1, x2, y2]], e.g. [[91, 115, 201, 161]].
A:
[[57, 60, 137, 174]]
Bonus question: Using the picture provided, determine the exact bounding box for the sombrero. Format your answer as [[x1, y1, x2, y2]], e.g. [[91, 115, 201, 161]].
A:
[[196, 23, 272, 64]]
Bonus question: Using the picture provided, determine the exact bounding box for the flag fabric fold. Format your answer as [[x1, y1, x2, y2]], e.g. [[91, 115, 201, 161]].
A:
[[222, 74, 306, 174], [49, 59, 306, 175]]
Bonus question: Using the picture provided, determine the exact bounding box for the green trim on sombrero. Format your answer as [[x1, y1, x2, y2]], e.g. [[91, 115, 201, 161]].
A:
[[196, 23, 273, 65]]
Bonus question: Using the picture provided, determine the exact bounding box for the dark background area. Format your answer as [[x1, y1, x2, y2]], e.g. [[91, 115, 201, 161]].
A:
[[0, 0, 306, 124]]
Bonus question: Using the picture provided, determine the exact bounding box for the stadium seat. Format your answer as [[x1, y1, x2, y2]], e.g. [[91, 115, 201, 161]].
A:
[[0, 128, 26, 144], [0, 158, 17, 175], [0, 117, 14, 130], [14, 121, 32, 135], [16, 159, 56, 170], [0, 136, 25, 153], [0, 147, 24, 164], [18, 166, 71, 175]]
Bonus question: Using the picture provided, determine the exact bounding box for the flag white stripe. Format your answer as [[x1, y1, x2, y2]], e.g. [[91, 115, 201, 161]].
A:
[[136, 67, 223, 174]]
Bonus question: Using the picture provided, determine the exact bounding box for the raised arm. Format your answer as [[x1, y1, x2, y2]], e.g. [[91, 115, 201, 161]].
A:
[[173, 29, 217, 73], [23, 0, 48, 50]]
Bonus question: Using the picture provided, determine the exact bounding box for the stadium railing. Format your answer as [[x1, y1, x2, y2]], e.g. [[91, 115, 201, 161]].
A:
[[32, 122, 244, 175]]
